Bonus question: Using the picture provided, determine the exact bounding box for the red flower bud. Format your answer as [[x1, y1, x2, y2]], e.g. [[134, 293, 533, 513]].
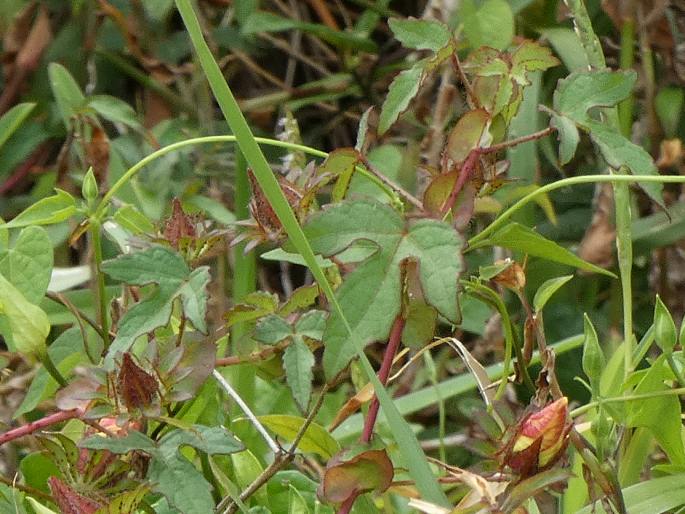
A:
[[501, 397, 571, 477]]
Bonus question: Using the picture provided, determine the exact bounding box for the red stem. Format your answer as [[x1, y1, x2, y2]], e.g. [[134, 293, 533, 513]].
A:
[[360, 314, 406, 444], [0, 409, 83, 446], [439, 149, 480, 217], [439, 127, 555, 217]]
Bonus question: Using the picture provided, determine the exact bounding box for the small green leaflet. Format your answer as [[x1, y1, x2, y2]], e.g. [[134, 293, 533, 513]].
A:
[[0, 225, 53, 304], [0, 190, 77, 229], [302, 199, 463, 378], [253, 310, 326, 409], [0, 273, 49, 359], [101, 246, 210, 368], [388, 17, 452, 52]]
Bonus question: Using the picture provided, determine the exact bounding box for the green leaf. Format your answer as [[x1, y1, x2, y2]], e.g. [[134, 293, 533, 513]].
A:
[[378, 63, 425, 135], [551, 69, 662, 204], [510, 41, 559, 85], [225, 290, 279, 328], [87, 95, 143, 131], [0, 226, 52, 304], [582, 314, 605, 388], [576, 474, 685, 514], [288, 484, 310, 514], [0, 190, 77, 229], [302, 200, 463, 378], [472, 222, 615, 277], [402, 300, 437, 349], [185, 195, 236, 225], [655, 87, 684, 137], [548, 111, 579, 165], [283, 336, 315, 411], [533, 275, 573, 312], [388, 17, 452, 52], [586, 120, 663, 206], [541, 28, 589, 72], [446, 109, 491, 163], [79, 430, 157, 454], [231, 449, 269, 507], [294, 310, 326, 340], [112, 204, 156, 234], [242, 11, 376, 52], [0, 273, 49, 358], [554, 70, 636, 124], [48, 63, 86, 127], [254, 314, 293, 344], [654, 295, 677, 355], [101, 246, 210, 367], [157, 425, 243, 460], [461, 0, 514, 51], [245, 414, 340, 459], [14, 328, 86, 419], [626, 355, 685, 466], [149, 453, 216, 514], [0, 103, 36, 150]]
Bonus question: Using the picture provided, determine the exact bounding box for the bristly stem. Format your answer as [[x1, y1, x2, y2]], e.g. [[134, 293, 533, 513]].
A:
[[361, 314, 406, 443]]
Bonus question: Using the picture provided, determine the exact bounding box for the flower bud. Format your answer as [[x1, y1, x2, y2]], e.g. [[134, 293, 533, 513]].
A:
[[492, 259, 526, 291], [82, 167, 98, 207], [654, 295, 676, 355], [501, 397, 571, 477]]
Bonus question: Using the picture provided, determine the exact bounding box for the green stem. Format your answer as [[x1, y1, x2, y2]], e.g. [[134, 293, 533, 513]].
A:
[[618, 16, 636, 137], [90, 218, 110, 350], [667, 354, 685, 388], [94, 136, 397, 220], [564, 0, 634, 379], [468, 174, 685, 247], [230, 149, 256, 411], [176, 0, 448, 506], [40, 352, 68, 388], [571, 387, 685, 418]]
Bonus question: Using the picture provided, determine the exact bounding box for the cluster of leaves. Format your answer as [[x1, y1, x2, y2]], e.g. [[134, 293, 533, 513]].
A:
[[3, 1, 685, 514]]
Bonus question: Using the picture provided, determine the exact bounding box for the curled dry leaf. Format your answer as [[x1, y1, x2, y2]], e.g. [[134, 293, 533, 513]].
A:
[[117, 352, 158, 411], [328, 382, 374, 431], [318, 447, 394, 505]]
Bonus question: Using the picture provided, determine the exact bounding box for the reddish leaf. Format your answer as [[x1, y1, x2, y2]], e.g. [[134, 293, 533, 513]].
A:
[[163, 198, 196, 250], [117, 353, 158, 411], [48, 476, 102, 514], [319, 447, 394, 504], [446, 109, 491, 164]]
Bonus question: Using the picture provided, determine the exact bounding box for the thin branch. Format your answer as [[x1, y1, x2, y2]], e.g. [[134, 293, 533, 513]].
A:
[[361, 315, 405, 443], [219, 385, 330, 514], [358, 156, 424, 211], [0, 474, 52, 501], [0, 409, 83, 446], [46, 291, 102, 364], [212, 370, 281, 455], [480, 127, 554, 155], [450, 53, 476, 106]]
